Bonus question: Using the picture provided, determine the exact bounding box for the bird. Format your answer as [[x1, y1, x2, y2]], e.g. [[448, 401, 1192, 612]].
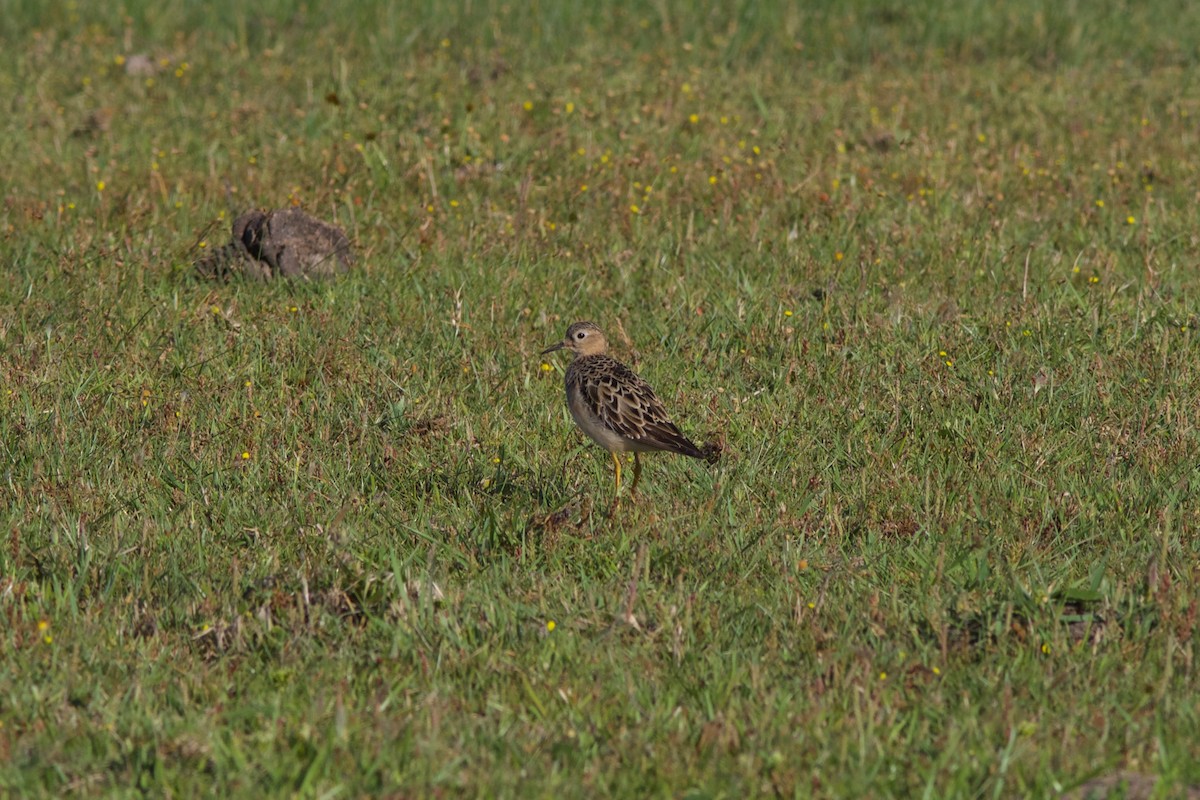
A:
[[541, 321, 709, 499]]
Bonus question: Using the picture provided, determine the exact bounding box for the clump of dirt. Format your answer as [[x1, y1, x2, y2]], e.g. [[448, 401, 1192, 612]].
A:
[[195, 208, 355, 281]]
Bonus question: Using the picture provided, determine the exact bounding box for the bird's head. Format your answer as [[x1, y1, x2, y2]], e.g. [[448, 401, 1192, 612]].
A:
[[541, 321, 608, 357]]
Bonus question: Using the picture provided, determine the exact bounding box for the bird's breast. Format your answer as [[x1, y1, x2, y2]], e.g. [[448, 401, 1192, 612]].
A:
[[567, 381, 630, 452]]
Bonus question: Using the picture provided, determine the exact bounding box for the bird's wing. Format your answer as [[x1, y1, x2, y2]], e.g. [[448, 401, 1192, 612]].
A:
[[578, 357, 704, 457]]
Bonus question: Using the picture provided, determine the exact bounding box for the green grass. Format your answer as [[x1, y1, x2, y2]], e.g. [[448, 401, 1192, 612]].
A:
[[2, 0, 1199, 796]]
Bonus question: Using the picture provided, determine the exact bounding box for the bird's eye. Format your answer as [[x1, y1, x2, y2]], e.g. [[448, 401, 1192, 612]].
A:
[[576, 331, 586, 339]]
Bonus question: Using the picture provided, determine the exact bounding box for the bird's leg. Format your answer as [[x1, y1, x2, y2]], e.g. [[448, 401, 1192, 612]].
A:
[[604, 451, 624, 517], [630, 453, 643, 495]]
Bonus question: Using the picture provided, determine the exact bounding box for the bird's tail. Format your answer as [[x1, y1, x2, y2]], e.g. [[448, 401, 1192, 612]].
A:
[[678, 437, 721, 464]]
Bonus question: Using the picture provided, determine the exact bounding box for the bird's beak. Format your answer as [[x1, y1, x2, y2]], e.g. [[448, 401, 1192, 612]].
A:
[[540, 341, 565, 355]]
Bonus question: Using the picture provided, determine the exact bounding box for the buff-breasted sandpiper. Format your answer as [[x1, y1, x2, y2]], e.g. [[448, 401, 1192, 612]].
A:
[[541, 321, 709, 497]]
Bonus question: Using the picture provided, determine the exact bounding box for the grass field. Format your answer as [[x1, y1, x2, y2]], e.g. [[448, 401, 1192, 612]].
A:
[[3, 0, 1200, 796]]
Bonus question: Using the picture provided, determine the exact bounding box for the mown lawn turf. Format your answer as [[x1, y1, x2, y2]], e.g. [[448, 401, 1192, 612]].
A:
[[2, 1, 1199, 796]]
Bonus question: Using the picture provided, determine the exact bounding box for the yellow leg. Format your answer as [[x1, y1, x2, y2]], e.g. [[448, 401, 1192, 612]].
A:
[[630, 453, 643, 495], [611, 451, 622, 496]]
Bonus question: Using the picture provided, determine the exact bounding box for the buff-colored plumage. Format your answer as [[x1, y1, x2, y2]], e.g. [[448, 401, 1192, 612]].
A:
[[542, 321, 706, 496]]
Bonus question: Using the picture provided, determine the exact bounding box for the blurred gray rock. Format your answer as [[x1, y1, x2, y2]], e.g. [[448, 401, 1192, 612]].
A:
[[123, 54, 158, 77]]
